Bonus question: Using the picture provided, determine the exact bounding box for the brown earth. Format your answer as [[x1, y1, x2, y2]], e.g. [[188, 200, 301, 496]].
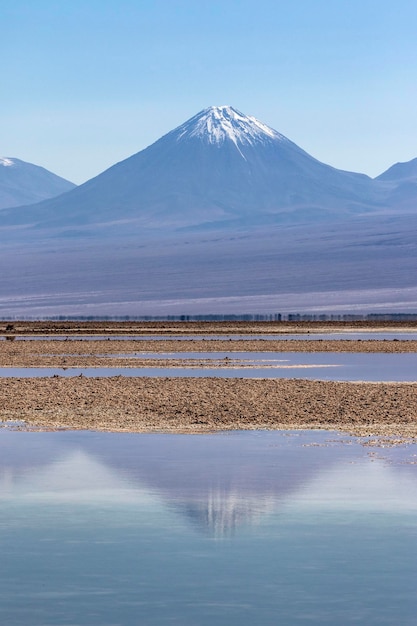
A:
[[1, 319, 417, 336], [0, 377, 416, 439]]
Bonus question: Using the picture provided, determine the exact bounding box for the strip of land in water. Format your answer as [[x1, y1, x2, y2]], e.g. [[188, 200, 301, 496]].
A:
[[0, 377, 416, 439], [2, 319, 417, 336], [0, 340, 417, 367], [1, 339, 417, 369], [0, 321, 416, 439]]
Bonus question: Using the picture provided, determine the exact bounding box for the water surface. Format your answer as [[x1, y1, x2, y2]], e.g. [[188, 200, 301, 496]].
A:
[[1, 429, 416, 625], [3, 332, 417, 341], [1, 352, 417, 381]]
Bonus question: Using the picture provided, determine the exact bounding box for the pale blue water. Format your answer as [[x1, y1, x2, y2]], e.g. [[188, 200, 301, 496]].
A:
[[1, 430, 417, 625], [1, 352, 417, 380], [3, 332, 417, 340]]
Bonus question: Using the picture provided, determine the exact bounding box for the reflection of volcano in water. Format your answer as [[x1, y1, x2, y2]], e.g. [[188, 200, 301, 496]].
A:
[[0, 430, 362, 536], [81, 431, 361, 536], [5, 430, 416, 536], [183, 488, 277, 537]]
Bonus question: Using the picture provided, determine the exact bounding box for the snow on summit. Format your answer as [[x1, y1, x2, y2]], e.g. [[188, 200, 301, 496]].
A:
[[174, 105, 288, 149], [0, 157, 14, 167]]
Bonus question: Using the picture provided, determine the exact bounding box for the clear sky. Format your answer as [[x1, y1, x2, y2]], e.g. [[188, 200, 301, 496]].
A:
[[2, 0, 417, 184]]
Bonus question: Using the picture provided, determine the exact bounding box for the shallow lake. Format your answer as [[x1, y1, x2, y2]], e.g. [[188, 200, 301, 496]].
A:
[[1, 429, 416, 625], [3, 332, 417, 341], [1, 352, 417, 381]]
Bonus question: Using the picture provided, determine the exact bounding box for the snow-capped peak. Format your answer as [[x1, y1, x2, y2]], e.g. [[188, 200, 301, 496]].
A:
[[174, 105, 288, 152], [0, 157, 15, 167]]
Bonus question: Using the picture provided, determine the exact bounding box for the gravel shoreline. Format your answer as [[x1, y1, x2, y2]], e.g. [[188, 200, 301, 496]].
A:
[[1, 322, 416, 439], [1, 377, 416, 439], [2, 320, 417, 335]]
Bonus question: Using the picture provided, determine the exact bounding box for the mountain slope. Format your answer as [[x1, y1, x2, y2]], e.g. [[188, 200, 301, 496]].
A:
[[0, 157, 75, 210], [376, 157, 417, 183], [375, 157, 417, 211], [0, 106, 388, 234]]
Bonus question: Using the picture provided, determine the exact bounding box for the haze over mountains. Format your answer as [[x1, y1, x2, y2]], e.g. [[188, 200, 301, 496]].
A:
[[0, 157, 75, 211], [1, 106, 416, 317]]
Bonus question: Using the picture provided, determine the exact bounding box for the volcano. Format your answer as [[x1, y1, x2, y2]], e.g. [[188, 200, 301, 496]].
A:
[[0, 106, 415, 317], [0, 106, 387, 234]]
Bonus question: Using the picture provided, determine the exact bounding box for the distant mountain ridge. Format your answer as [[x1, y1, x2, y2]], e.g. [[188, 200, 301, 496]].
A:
[[0, 156, 75, 210], [2, 105, 411, 236], [375, 156, 417, 211], [376, 157, 417, 183]]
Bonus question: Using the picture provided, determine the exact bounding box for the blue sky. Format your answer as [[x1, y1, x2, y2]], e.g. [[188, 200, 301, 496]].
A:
[[2, 0, 417, 183]]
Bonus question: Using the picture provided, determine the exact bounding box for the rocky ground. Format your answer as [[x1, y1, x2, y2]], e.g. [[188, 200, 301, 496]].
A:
[[0, 377, 416, 438], [1, 319, 416, 335]]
